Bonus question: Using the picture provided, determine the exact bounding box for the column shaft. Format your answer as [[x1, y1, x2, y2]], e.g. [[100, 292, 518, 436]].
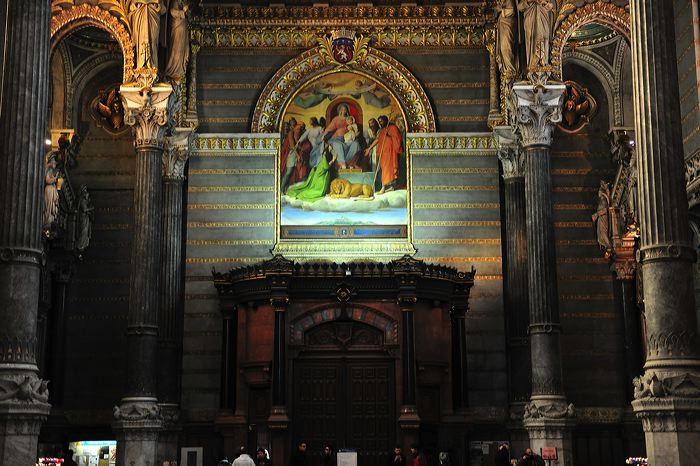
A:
[[618, 278, 643, 403], [503, 176, 531, 403], [402, 309, 417, 406], [125, 147, 163, 397], [272, 308, 286, 406], [525, 145, 563, 395], [158, 178, 184, 405], [0, 1, 52, 463], [630, 2, 700, 464], [220, 311, 238, 411], [451, 311, 468, 413]]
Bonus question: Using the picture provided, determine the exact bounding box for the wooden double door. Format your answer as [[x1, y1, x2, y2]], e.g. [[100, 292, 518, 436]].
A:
[[293, 358, 395, 466]]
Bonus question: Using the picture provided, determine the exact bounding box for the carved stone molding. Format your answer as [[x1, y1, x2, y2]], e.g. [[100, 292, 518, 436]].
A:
[[0, 337, 38, 365], [120, 84, 173, 150], [523, 399, 576, 422], [408, 134, 495, 152], [113, 397, 162, 423], [510, 84, 566, 148], [163, 128, 192, 181], [576, 407, 625, 424], [0, 374, 50, 406], [638, 244, 696, 264], [50, 3, 135, 83], [633, 394, 700, 433], [251, 46, 435, 133], [633, 372, 700, 400], [551, 1, 631, 79], [494, 126, 524, 179]]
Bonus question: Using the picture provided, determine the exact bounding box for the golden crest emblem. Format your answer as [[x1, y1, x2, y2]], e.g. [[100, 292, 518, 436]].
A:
[[318, 28, 371, 68]]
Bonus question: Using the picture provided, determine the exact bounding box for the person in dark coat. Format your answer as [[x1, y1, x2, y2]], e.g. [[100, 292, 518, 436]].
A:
[[388, 445, 406, 466], [321, 444, 335, 466], [495, 444, 510, 466], [256, 447, 272, 466], [289, 441, 308, 466], [516, 448, 545, 466]]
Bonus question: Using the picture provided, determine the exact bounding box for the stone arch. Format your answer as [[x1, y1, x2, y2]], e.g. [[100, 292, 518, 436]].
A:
[[252, 46, 435, 133], [562, 49, 618, 127], [50, 4, 134, 83], [551, 1, 630, 80], [290, 303, 399, 346]]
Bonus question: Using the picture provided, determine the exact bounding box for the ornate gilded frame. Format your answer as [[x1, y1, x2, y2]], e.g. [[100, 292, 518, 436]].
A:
[[252, 46, 436, 133]]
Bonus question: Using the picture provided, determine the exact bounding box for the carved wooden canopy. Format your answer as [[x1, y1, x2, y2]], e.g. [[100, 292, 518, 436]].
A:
[[212, 254, 475, 309]]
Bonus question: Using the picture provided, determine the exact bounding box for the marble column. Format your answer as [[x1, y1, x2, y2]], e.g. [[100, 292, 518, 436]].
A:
[[0, 1, 52, 463], [511, 83, 574, 466], [157, 128, 191, 465], [113, 83, 173, 466], [495, 126, 531, 452], [629, 2, 700, 464], [451, 305, 468, 414]]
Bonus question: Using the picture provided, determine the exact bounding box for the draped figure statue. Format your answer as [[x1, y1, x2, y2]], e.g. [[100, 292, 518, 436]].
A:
[[518, 0, 556, 70], [130, 0, 167, 69], [496, 0, 518, 78], [165, 0, 190, 81]]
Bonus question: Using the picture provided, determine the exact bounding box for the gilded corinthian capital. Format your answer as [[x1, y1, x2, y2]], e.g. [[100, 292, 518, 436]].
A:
[[119, 83, 173, 149], [509, 83, 566, 148]]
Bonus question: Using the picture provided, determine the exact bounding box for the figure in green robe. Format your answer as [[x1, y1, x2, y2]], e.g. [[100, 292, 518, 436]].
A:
[[286, 144, 337, 202]]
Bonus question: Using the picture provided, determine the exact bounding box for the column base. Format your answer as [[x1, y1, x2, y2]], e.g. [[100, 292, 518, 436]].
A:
[[268, 407, 289, 466], [0, 372, 51, 465], [523, 397, 575, 466], [633, 395, 700, 466], [157, 403, 180, 466], [113, 397, 163, 466], [507, 402, 529, 457]]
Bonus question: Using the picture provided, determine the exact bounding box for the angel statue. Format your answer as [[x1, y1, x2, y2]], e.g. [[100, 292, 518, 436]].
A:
[[165, 0, 190, 81], [496, 0, 518, 79], [130, 0, 167, 69], [591, 181, 612, 250], [518, 0, 556, 70], [97, 89, 125, 130]]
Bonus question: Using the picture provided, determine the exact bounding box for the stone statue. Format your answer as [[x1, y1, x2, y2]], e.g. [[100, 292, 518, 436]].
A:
[[130, 0, 167, 69], [518, 0, 556, 70], [43, 152, 61, 231], [165, 0, 190, 81], [57, 132, 81, 170], [496, 0, 518, 78], [592, 180, 612, 250], [76, 184, 94, 252]]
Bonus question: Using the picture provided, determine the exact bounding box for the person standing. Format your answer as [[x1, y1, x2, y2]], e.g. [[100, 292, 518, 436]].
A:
[[363, 115, 403, 194], [409, 444, 426, 466], [233, 447, 256, 466], [516, 448, 544, 466], [255, 447, 272, 466], [321, 444, 335, 466], [387, 445, 406, 466], [289, 441, 309, 466], [495, 444, 510, 466]]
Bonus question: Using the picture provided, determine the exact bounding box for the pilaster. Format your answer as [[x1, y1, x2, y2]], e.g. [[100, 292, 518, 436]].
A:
[[629, 2, 700, 464], [113, 83, 173, 466]]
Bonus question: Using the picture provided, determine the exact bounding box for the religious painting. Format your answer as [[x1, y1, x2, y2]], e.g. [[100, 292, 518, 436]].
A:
[[279, 71, 408, 240]]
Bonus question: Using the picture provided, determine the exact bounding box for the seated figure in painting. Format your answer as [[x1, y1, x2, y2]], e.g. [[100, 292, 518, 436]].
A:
[[286, 143, 337, 202], [329, 178, 374, 199], [323, 103, 361, 169]]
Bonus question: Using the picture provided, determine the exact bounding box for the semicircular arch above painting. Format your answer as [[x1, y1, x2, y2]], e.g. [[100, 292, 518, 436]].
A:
[[251, 35, 436, 134]]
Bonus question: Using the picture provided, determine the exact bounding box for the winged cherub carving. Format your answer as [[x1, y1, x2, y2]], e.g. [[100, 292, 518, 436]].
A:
[[97, 89, 125, 130]]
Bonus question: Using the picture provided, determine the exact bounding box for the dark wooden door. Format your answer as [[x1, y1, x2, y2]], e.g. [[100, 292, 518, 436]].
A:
[[294, 359, 395, 466]]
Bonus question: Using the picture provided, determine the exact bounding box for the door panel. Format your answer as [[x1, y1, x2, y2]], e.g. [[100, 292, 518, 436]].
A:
[[294, 359, 395, 466]]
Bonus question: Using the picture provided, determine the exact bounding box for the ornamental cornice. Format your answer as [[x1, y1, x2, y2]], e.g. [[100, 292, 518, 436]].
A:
[[408, 133, 496, 152], [194, 4, 490, 28], [192, 134, 280, 152], [251, 45, 435, 133]]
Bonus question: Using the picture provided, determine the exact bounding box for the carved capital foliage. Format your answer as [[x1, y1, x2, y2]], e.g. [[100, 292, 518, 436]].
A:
[[494, 125, 524, 179], [633, 372, 700, 401], [611, 257, 636, 280], [163, 129, 192, 181], [510, 83, 566, 148], [120, 84, 173, 149]]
